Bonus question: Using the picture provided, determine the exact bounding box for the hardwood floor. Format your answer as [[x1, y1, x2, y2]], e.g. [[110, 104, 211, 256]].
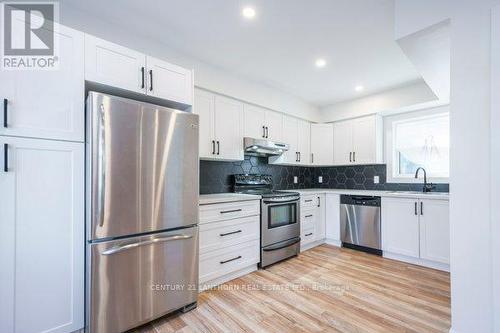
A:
[[132, 245, 451, 333]]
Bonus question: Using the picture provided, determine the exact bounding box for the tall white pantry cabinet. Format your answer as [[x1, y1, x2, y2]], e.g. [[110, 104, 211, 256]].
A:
[[0, 25, 85, 333]]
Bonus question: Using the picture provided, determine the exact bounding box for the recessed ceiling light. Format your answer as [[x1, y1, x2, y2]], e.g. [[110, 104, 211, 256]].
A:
[[315, 58, 326, 68], [355, 85, 364, 92], [242, 7, 256, 19]]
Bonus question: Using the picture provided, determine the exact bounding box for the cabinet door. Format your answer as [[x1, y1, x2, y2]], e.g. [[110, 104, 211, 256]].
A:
[[0, 25, 84, 141], [193, 89, 215, 158], [146, 56, 193, 105], [325, 194, 340, 242], [311, 123, 334, 165], [333, 120, 353, 165], [381, 198, 420, 257], [243, 105, 266, 139], [265, 110, 283, 142], [214, 96, 244, 161], [0, 137, 84, 333], [352, 116, 377, 164], [281, 116, 299, 164], [315, 194, 326, 240], [85, 34, 146, 94], [419, 199, 450, 264], [297, 120, 311, 165]]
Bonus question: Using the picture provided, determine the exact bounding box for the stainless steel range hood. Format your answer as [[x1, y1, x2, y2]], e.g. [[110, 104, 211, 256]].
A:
[[244, 137, 289, 157]]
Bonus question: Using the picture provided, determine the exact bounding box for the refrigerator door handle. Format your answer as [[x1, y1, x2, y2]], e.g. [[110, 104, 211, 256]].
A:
[[97, 104, 106, 227], [101, 234, 193, 255]]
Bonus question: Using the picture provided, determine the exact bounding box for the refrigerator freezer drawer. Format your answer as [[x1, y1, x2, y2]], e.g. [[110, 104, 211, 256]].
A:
[[87, 227, 198, 333]]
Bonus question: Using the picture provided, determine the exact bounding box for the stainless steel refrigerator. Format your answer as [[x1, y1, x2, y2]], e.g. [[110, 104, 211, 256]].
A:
[[85, 92, 199, 333]]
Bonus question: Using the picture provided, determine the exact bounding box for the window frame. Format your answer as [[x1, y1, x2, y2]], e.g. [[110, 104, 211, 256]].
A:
[[384, 106, 450, 184]]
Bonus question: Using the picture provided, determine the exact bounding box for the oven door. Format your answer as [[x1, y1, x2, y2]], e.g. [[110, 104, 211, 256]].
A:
[[261, 197, 300, 247]]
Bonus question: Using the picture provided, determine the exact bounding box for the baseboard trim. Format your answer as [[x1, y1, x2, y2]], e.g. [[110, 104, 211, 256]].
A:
[[324, 238, 341, 247], [383, 252, 450, 272], [199, 265, 257, 292]]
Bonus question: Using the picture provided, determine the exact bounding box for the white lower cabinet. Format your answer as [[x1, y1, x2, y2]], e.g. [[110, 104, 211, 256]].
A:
[[198, 199, 260, 289], [382, 197, 450, 269], [0, 137, 84, 333], [324, 193, 341, 246], [300, 194, 325, 250]]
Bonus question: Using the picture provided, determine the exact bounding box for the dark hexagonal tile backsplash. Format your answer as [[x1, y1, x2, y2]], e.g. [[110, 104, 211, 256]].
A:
[[199, 156, 449, 194]]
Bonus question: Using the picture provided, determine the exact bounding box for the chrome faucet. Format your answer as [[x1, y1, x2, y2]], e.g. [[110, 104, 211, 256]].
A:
[[415, 167, 434, 192]]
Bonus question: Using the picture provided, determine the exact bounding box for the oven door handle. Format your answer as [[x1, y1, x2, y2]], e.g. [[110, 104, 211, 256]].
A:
[[262, 237, 301, 252], [262, 197, 300, 204]]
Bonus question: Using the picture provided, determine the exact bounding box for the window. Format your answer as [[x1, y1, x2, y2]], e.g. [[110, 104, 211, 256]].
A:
[[385, 106, 450, 183]]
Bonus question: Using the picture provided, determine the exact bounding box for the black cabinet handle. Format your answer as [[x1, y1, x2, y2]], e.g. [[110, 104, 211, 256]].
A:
[[305, 232, 313, 237], [220, 255, 242, 264], [420, 201, 423, 215], [3, 99, 7, 128], [220, 208, 242, 214], [305, 214, 313, 218], [220, 230, 242, 237], [3, 143, 8, 172], [317, 196, 320, 207], [140, 67, 145, 89], [311, 153, 314, 164], [414, 202, 418, 215], [149, 69, 153, 91], [217, 141, 220, 155], [353, 151, 356, 162], [349, 152, 352, 162], [265, 126, 269, 138], [211, 140, 215, 154], [298, 152, 301, 162], [262, 126, 266, 138]]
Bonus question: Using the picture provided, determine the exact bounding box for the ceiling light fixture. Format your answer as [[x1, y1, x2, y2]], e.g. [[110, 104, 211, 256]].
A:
[[355, 85, 364, 92], [315, 58, 326, 68], [242, 7, 256, 19]]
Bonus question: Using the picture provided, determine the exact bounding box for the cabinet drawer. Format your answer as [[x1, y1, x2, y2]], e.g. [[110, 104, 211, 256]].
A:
[[199, 200, 260, 224], [301, 211, 315, 230], [301, 195, 317, 209], [199, 240, 260, 284], [200, 216, 260, 253], [301, 227, 315, 245]]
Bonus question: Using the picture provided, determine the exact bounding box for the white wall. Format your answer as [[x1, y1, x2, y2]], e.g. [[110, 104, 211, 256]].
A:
[[59, 4, 321, 122], [318, 80, 438, 122], [395, 1, 499, 332], [491, 5, 500, 332]]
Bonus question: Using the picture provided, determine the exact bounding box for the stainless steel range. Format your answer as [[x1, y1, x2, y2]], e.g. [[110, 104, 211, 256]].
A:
[[234, 174, 300, 267]]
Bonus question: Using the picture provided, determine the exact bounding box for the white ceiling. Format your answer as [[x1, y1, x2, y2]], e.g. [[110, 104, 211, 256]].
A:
[[64, 0, 421, 107]]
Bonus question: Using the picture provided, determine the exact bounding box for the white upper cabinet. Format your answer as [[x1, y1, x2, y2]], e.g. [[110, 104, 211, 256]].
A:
[[265, 111, 283, 142], [85, 35, 193, 105], [297, 120, 311, 165], [85, 34, 146, 94], [333, 120, 353, 165], [381, 197, 420, 257], [244, 105, 266, 139], [194, 89, 215, 158], [146, 56, 193, 105], [333, 115, 382, 165], [194, 89, 243, 161], [419, 199, 450, 264], [0, 137, 84, 333], [351, 116, 381, 164], [270, 115, 298, 164], [243, 105, 283, 142], [0, 25, 84, 142], [214, 96, 244, 161], [311, 123, 334, 165]]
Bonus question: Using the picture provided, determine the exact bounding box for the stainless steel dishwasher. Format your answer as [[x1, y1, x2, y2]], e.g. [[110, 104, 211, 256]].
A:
[[340, 195, 382, 255]]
